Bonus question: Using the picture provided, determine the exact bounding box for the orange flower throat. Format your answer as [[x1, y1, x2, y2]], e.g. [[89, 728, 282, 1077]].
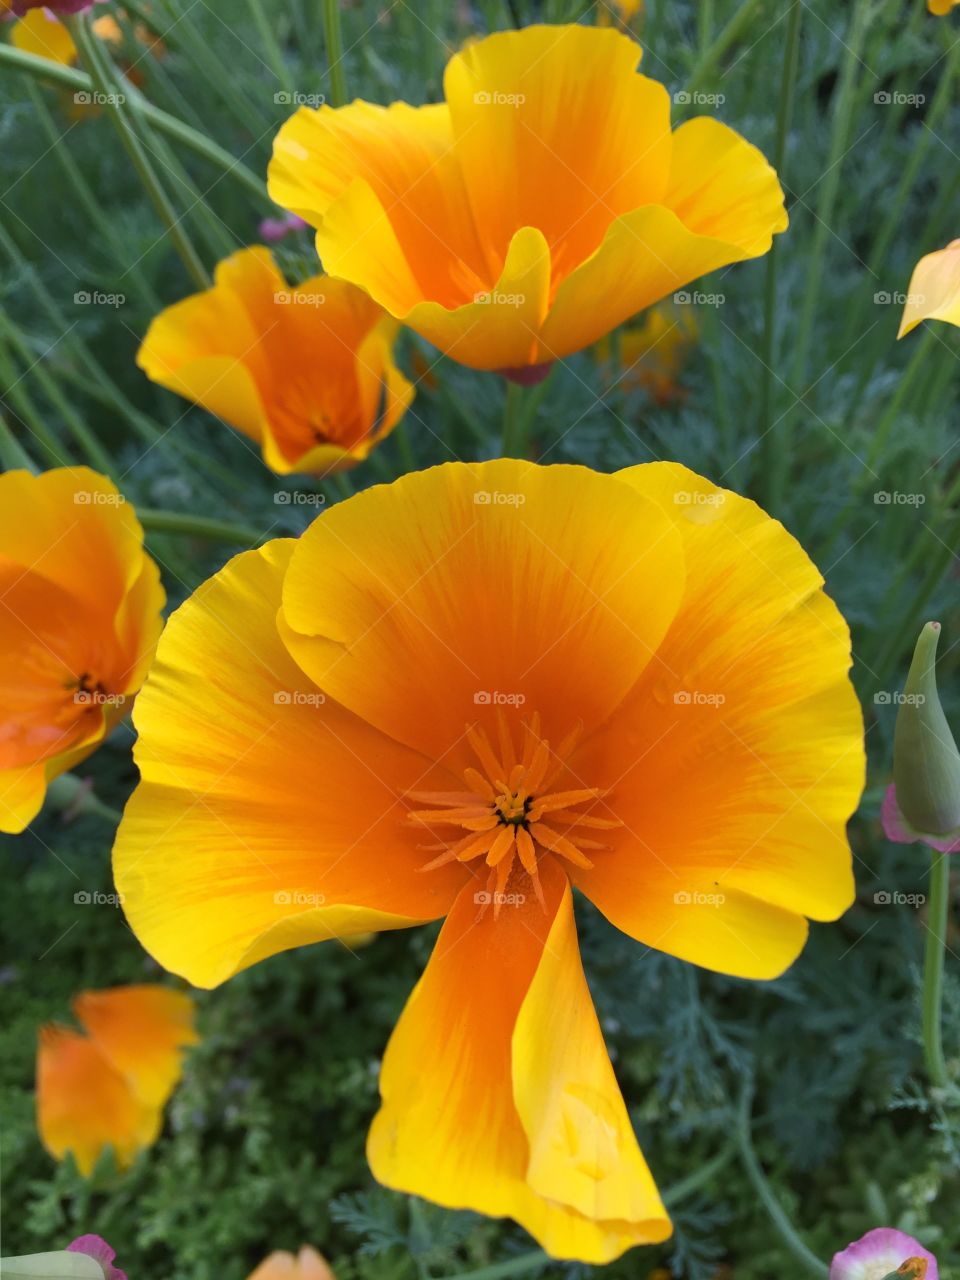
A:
[[406, 713, 620, 913]]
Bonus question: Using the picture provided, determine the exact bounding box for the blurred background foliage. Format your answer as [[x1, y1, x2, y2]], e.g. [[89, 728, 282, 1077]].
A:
[[1, 0, 960, 1276]]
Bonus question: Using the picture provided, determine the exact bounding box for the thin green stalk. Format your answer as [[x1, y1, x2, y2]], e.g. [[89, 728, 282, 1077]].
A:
[[759, 0, 803, 510], [736, 1088, 828, 1277], [66, 16, 210, 290], [451, 1252, 548, 1280], [138, 508, 266, 544], [247, 0, 292, 94], [686, 0, 768, 96], [322, 0, 348, 106], [0, 310, 113, 473], [0, 418, 36, 471], [790, 0, 871, 390], [863, 326, 939, 474], [156, 0, 271, 136], [501, 369, 556, 459], [0, 45, 269, 205], [923, 850, 950, 1090], [0, 338, 71, 467], [24, 78, 162, 311], [698, 0, 714, 53]]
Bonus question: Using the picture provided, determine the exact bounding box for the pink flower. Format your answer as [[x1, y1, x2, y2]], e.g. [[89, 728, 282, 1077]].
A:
[[258, 212, 308, 244], [67, 1234, 128, 1280], [830, 1227, 938, 1279]]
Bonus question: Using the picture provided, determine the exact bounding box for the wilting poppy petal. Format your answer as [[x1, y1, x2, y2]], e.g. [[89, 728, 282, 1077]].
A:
[[369, 861, 669, 1263], [67, 1235, 127, 1280], [113, 540, 466, 989], [268, 25, 786, 372], [72, 986, 198, 1108], [568, 462, 863, 978], [37, 1026, 160, 1175], [137, 247, 413, 475], [0, 468, 163, 834]]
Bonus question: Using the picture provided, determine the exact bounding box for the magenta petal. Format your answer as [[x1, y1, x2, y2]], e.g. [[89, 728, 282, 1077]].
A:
[[11, 0, 97, 12], [67, 1235, 128, 1280], [830, 1227, 938, 1279], [882, 784, 960, 853]]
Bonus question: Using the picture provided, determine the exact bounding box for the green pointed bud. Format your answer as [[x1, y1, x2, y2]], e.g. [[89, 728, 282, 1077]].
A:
[[893, 621, 960, 836]]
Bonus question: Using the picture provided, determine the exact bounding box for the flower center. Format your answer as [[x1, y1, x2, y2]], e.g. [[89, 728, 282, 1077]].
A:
[[405, 711, 620, 914]]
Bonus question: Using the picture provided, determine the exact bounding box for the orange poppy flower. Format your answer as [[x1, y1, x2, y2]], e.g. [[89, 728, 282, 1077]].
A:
[[0, 467, 164, 835], [137, 246, 414, 477], [268, 24, 787, 377], [247, 1247, 335, 1280], [37, 985, 197, 1175], [898, 239, 960, 338], [596, 304, 698, 404], [113, 460, 863, 1262]]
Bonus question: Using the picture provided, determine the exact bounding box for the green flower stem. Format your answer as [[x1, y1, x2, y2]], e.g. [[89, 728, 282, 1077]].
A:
[[923, 850, 950, 1090], [156, 0, 271, 136], [247, 0, 293, 95], [66, 17, 210, 291], [759, 0, 803, 511], [322, 0, 348, 107], [453, 1252, 548, 1280], [0, 337, 70, 468], [24, 78, 162, 311], [790, 0, 871, 391], [500, 370, 556, 459], [0, 309, 113, 473], [0, 418, 36, 472], [137, 508, 267, 545], [736, 1087, 828, 1278], [686, 0, 768, 97], [0, 45, 269, 206], [863, 326, 940, 474]]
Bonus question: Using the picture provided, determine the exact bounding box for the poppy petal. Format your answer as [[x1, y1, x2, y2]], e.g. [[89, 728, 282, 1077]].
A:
[[72, 986, 198, 1108], [368, 862, 669, 1262], [570, 462, 863, 979], [113, 540, 466, 989], [37, 1026, 160, 1175], [279, 460, 684, 767]]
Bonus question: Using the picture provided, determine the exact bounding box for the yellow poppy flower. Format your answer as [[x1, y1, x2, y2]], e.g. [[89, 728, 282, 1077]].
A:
[[268, 24, 787, 377], [37, 985, 197, 1175], [598, 0, 644, 25], [898, 238, 960, 338], [113, 460, 863, 1263], [929, 0, 959, 13], [0, 467, 164, 835], [9, 8, 77, 64], [597, 304, 698, 403], [137, 247, 414, 476], [247, 1247, 335, 1280]]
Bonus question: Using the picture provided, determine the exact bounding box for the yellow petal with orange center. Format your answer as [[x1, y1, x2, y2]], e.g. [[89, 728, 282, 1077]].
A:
[[569, 463, 863, 979], [113, 539, 466, 989], [279, 459, 684, 768], [368, 863, 669, 1262], [37, 1026, 161, 1175], [73, 986, 198, 1109], [898, 238, 960, 338]]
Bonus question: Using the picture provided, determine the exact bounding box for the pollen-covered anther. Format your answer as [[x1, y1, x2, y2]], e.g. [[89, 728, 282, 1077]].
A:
[[405, 711, 619, 914]]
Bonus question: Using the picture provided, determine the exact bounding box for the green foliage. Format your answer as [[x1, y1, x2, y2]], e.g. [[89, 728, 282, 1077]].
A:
[[3, 0, 960, 1277]]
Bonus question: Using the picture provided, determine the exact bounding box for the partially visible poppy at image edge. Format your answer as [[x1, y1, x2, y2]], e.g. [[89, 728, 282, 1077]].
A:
[[268, 24, 788, 376], [0, 467, 164, 835], [113, 459, 864, 1263]]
